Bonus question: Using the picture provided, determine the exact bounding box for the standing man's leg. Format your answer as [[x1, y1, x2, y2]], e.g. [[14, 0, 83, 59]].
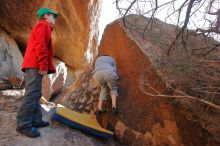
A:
[[32, 100, 43, 125], [16, 69, 42, 137], [32, 100, 49, 128]]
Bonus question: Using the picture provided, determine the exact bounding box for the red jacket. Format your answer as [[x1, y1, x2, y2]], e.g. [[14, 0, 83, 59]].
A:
[[22, 20, 56, 74]]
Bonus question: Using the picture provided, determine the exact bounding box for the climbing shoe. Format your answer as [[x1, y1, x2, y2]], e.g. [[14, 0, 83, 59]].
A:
[[97, 107, 106, 114], [96, 108, 106, 119], [16, 127, 40, 138], [96, 108, 107, 128], [112, 106, 119, 114], [33, 121, 49, 128]]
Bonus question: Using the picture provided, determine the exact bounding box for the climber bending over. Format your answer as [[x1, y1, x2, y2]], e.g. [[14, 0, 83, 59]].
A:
[[92, 55, 119, 114]]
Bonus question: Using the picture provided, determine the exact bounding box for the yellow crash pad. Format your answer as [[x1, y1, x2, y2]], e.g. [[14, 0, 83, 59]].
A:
[[53, 104, 113, 138]]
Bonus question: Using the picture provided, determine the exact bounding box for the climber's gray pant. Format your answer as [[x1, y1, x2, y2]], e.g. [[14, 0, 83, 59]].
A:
[[93, 70, 118, 100], [17, 69, 43, 130]]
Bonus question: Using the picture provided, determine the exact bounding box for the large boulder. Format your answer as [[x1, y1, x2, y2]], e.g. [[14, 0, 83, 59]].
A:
[[42, 58, 67, 101], [0, 29, 23, 78], [57, 16, 220, 145], [98, 19, 220, 145], [60, 20, 184, 145]]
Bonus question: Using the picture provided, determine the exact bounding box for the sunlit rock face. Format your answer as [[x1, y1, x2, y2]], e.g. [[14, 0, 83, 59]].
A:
[[0, 29, 23, 78], [0, 0, 101, 104], [90, 20, 183, 146], [58, 15, 220, 145], [56, 20, 183, 145], [97, 18, 220, 145], [0, 0, 101, 81]]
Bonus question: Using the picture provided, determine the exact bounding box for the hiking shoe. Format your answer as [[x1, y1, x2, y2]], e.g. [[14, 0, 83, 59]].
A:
[[16, 127, 40, 138], [33, 121, 49, 128], [112, 106, 119, 114]]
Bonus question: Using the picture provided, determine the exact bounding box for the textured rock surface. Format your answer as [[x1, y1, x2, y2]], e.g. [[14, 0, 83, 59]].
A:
[[0, 77, 24, 90], [61, 21, 183, 145], [0, 79, 12, 90], [57, 17, 220, 145], [1, 0, 219, 145], [97, 20, 220, 146], [42, 58, 67, 101], [99, 15, 220, 145], [0, 29, 23, 78]]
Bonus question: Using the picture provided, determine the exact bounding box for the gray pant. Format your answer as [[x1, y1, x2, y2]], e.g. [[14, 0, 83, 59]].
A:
[[93, 70, 118, 100], [17, 69, 43, 130]]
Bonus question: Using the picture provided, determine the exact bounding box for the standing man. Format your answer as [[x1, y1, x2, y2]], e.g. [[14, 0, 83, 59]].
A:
[[92, 55, 119, 115], [16, 8, 58, 138]]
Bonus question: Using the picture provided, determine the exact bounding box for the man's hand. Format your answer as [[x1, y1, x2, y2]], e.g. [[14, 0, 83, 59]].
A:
[[39, 70, 48, 75]]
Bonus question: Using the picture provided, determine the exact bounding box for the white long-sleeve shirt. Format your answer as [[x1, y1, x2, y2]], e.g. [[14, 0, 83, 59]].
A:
[[92, 56, 117, 75]]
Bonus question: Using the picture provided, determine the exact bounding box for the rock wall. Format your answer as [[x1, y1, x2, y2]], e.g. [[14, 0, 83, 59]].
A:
[[97, 20, 219, 146], [1, 1, 219, 145], [98, 21, 182, 146], [0, 0, 100, 81], [0, 29, 23, 78], [58, 18, 219, 145], [0, 0, 101, 101], [0, 0, 103, 114], [42, 58, 67, 101]]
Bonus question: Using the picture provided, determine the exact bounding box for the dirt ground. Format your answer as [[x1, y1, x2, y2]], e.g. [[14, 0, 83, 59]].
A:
[[0, 90, 117, 146]]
